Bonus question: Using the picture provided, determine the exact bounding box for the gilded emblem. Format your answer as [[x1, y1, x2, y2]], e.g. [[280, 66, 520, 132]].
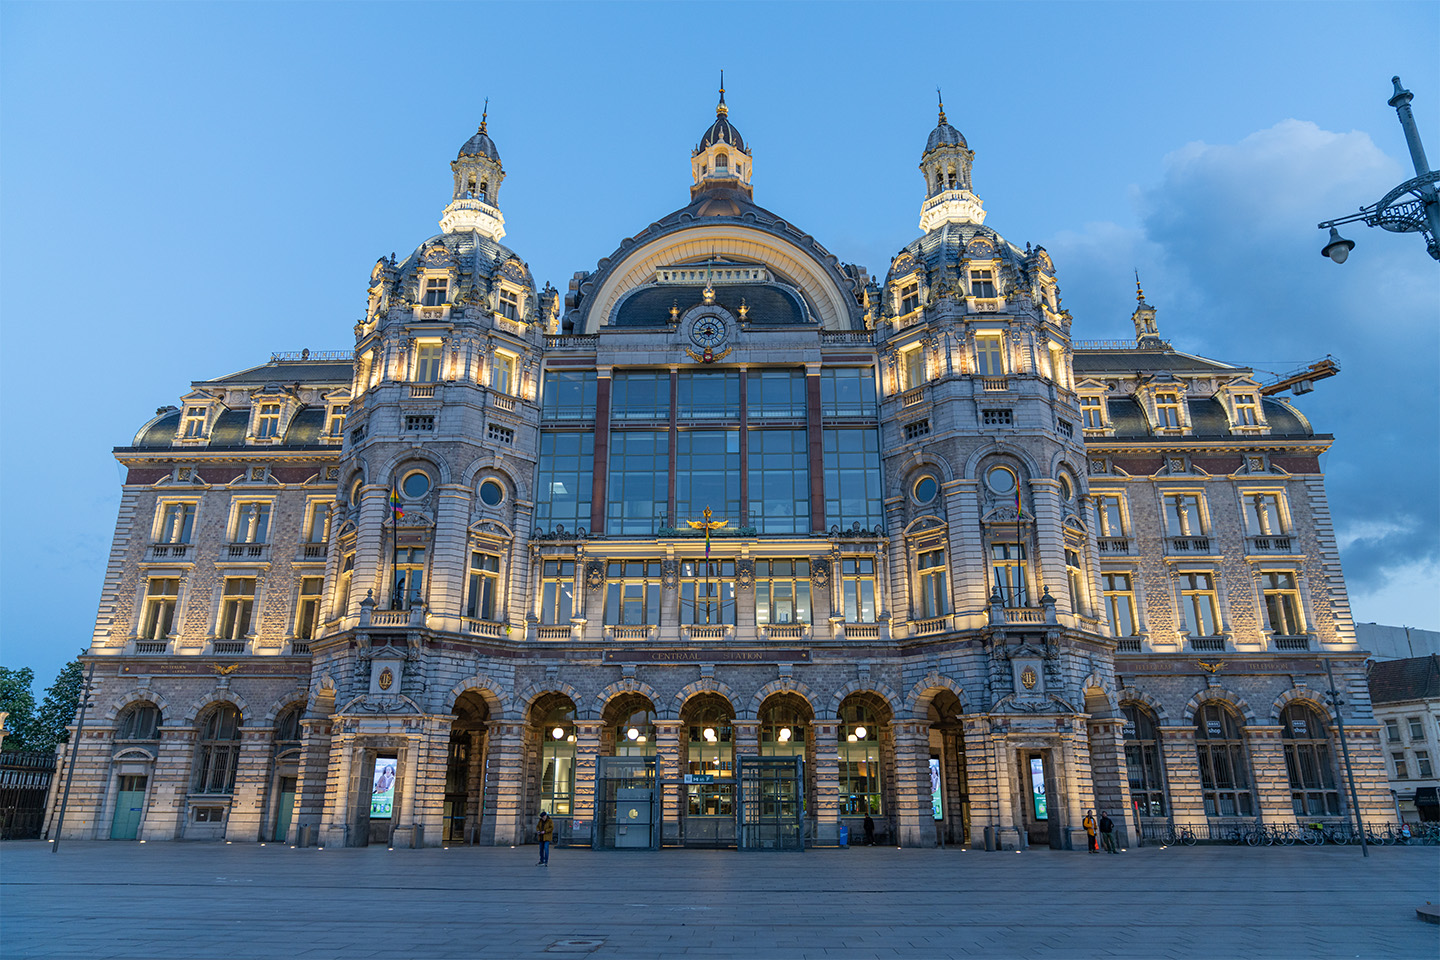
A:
[[378, 667, 394, 691], [1021, 666, 1038, 690]]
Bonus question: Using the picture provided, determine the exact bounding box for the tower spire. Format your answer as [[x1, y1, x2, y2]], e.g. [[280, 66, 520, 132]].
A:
[[480, 98, 489, 134], [1135, 269, 1146, 303], [937, 87, 947, 126], [717, 70, 728, 117]]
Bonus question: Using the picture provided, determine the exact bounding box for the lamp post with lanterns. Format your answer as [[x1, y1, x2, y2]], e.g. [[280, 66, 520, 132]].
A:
[[1318, 76, 1440, 264]]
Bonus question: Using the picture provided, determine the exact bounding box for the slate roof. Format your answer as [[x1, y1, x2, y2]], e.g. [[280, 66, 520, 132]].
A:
[[613, 282, 808, 327], [202, 360, 353, 386], [1101, 396, 1313, 439], [458, 126, 500, 162], [924, 119, 967, 155], [1072, 350, 1242, 375], [1369, 655, 1440, 705], [698, 114, 746, 154]]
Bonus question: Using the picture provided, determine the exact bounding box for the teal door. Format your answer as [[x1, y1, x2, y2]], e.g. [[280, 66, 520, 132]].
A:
[[111, 775, 146, 840], [274, 777, 297, 842]]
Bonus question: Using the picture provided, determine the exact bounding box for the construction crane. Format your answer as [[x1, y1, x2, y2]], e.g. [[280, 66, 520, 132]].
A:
[[1260, 356, 1341, 396]]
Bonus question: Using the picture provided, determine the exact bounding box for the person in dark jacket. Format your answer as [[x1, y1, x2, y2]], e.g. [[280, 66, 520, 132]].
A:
[[863, 813, 876, 846], [1099, 811, 1118, 853], [537, 811, 554, 865]]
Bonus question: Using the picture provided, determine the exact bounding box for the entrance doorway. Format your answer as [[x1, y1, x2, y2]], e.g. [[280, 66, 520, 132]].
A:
[[1019, 750, 1061, 848], [681, 694, 736, 847], [445, 692, 489, 843], [273, 776, 297, 842], [737, 756, 804, 850], [594, 756, 659, 849], [111, 775, 146, 840]]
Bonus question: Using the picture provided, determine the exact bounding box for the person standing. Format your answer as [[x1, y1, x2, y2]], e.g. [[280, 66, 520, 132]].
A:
[[1099, 811, 1118, 853], [1083, 810, 1098, 853], [537, 811, 554, 866], [862, 813, 876, 846]]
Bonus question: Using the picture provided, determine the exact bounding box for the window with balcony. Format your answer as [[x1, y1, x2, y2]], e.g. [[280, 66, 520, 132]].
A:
[[1261, 572, 1304, 637], [1164, 493, 1206, 539], [254, 403, 282, 439], [756, 560, 811, 626], [415, 344, 443, 383], [231, 502, 271, 544], [1094, 495, 1128, 553], [604, 560, 663, 626], [140, 578, 179, 640], [840, 557, 878, 623], [1079, 395, 1105, 429], [1178, 572, 1220, 638], [819, 368, 878, 417], [218, 578, 256, 640], [305, 502, 330, 544], [540, 560, 575, 625], [1243, 492, 1286, 539], [295, 577, 323, 640], [491, 351, 516, 394], [1103, 573, 1138, 640], [391, 547, 426, 609], [969, 269, 996, 298], [1153, 393, 1182, 429], [680, 559, 736, 626], [1065, 547, 1085, 615], [182, 406, 208, 438], [916, 548, 948, 619], [975, 336, 1005, 377], [158, 502, 196, 544], [465, 551, 501, 621], [990, 542, 1028, 607], [335, 553, 354, 620], [422, 277, 448, 306]]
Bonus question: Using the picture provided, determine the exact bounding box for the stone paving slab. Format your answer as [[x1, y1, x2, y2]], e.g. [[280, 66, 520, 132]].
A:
[[2, 841, 1437, 960]]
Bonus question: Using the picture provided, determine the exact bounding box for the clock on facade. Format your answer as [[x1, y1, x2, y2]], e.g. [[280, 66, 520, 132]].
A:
[[689, 314, 727, 349]]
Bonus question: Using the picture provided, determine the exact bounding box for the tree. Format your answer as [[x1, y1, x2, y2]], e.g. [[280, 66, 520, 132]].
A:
[[0, 666, 37, 751], [29, 655, 86, 754]]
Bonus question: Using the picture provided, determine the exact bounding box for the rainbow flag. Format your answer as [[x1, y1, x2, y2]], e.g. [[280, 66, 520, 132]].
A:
[[390, 488, 404, 522], [1015, 484, 1023, 517]]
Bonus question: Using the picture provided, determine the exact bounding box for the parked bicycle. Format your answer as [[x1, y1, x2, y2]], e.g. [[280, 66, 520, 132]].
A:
[[1262, 823, 1298, 845], [1301, 821, 1352, 845], [1158, 823, 1198, 846]]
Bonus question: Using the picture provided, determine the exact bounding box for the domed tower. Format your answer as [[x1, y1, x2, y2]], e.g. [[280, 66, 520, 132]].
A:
[[440, 105, 506, 240], [918, 93, 984, 233], [691, 75, 753, 200]]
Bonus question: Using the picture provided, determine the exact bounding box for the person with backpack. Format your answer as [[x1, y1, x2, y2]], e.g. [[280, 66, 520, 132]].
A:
[[1083, 810, 1098, 853]]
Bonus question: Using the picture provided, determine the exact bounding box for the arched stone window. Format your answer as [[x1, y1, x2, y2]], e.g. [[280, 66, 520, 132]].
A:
[[838, 697, 887, 816], [194, 705, 242, 794], [1281, 703, 1341, 817], [535, 696, 576, 820], [1194, 703, 1254, 817], [684, 695, 735, 820], [116, 702, 160, 741], [274, 705, 303, 753], [607, 694, 656, 759], [1122, 704, 1167, 817], [715, 152, 728, 170]]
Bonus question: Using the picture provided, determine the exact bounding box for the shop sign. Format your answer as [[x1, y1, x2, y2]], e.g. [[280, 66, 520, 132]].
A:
[[683, 774, 715, 784]]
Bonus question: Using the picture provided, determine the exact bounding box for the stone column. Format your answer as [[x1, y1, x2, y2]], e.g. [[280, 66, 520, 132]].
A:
[[318, 727, 355, 847], [428, 485, 474, 624], [481, 721, 527, 845], [1245, 724, 1291, 824], [1086, 717, 1134, 846], [225, 726, 274, 841], [1029, 479, 1067, 615], [351, 486, 392, 612], [960, 717, 997, 847], [654, 721, 683, 845], [571, 720, 603, 847], [947, 481, 986, 620], [733, 721, 760, 762], [891, 720, 933, 847], [1340, 725, 1394, 823], [140, 727, 196, 841], [292, 717, 332, 845], [1158, 725, 1206, 827], [811, 719, 840, 845]]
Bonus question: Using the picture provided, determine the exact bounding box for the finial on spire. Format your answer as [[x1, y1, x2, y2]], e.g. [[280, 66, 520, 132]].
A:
[[937, 87, 947, 125], [717, 70, 728, 117], [1135, 269, 1145, 303], [479, 98, 489, 134]]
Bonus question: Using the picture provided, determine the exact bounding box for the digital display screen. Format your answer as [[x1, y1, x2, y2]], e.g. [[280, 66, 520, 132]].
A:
[[929, 758, 943, 820], [1030, 757, 1047, 820], [371, 758, 396, 820]]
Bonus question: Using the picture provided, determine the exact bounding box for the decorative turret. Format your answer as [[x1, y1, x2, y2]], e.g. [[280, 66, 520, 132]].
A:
[[1132, 273, 1162, 346], [691, 73, 754, 200], [918, 91, 984, 232], [441, 103, 507, 240]]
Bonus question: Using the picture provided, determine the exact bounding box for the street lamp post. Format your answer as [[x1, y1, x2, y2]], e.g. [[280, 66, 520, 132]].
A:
[[50, 661, 97, 853], [1318, 76, 1440, 263], [1322, 657, 1369, 857]]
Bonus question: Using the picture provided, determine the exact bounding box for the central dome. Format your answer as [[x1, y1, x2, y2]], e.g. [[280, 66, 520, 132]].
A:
[[695, 82, 746, 155], [458, 116, 500, 162]]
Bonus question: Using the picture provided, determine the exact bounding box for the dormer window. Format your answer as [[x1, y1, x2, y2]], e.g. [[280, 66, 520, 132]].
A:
[[422, 278, 448, 306], [970, 269, 996, 298], [1233, 393, 1260, 426], [1080, 396, 1105, 429], [255, 404, 281, 439], [327, 405, 348, 437], [499, 288, 520, 320], [1154, 393, 1182, 429], [415, 343, 443, 383], [899, 282, 920, 315], [182, 406, 208, 438]]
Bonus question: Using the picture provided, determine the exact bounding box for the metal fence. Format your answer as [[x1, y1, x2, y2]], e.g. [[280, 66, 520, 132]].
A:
[[1, 751, 56, 840]]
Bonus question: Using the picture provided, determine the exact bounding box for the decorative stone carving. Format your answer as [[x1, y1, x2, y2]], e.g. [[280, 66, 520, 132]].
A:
[[811, 558, 830, 587], [661, 559, 678, 588], [735, 559, 754, 590], [585, 560, 605, 591]]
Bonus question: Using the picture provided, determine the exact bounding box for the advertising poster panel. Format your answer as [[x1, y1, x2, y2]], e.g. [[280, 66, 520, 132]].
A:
[[371, 758, 397, 820], [929, 758, 943, 820], [1029, 757, 1047, 819]]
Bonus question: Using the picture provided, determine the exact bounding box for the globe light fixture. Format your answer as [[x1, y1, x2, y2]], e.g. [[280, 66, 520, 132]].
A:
[[854, 725, 867, 739], [1321, 227, 1355, 264], [703, 726, 717, 742], [627, 727, 640, 740], [778, 727, 792, 742], [551, 726, 565, 740]]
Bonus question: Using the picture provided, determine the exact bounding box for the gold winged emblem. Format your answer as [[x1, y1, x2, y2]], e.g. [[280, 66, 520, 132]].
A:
[[1197, 660, 1226, 674], [213, 663, 241, 676]]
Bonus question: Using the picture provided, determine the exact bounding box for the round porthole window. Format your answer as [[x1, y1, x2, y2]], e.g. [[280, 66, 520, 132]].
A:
[[401, 471, 431, 499], [986, 465, 1017, 495], [913, 475, 938, 505], [1059, 475, 1074, 501], [479, 479, 505, 507]]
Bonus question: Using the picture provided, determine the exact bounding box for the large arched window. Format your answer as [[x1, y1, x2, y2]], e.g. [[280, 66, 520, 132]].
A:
[[537, 699, 576, 819], [1194, 703, 1254, 817], [116, 702, 161, 741], [759, 696, 810, 761], [1282, 703, 1340, 816], [274, 705, 303, 754], [1122, 705, 1166, 817], [610, 697, 656, 759], [685, 697, 735, 818], [194, 705, 242, 794], [838, 700, 884, 816]]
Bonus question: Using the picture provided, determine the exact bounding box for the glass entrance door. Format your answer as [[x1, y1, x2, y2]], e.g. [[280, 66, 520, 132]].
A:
[[111, 775, 146, 840], [273, 776, 296, 842], [737, 756, 804, 850]]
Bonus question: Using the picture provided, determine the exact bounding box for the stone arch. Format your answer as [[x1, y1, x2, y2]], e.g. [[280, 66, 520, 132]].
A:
[[374, 447, 454, 487], [903, 675, 968, 721], [1183, 687, 1256, 725], [828, 681, 903, 719], [1080, 672, 1117, 716], [595, 679, 663, 719], [897, 452, 957, 494], [1117, 687, 1169, 725], [443, 675, 511, 720], [514, 681, 586, 721], [102, 689, 172, 724], [1271, 687, 1333, 725], [262, 688, 311, 726], [460, 458, 532, 503], [182, 690, 250, 727], [902, 515, 947, 537], [113, 746, 157, 762], [746, 679, 819, 721], [964, 442, 1043, 482], [670, 678, 739, 721]]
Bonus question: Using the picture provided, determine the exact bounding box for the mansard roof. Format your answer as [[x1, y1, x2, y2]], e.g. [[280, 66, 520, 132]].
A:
[[1072, 348, 1242, 375], [1370, 655, 1440, 704], [885, 220, 1027, 286], [1102, 396, 1313, 440], [199, 358, 353, 386]]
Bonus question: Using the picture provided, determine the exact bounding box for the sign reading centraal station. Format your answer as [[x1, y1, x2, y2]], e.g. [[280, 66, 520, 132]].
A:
[[604, 649, 812, 664]]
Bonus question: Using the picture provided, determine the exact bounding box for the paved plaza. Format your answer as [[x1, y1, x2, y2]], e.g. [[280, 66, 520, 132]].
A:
[[2, 841, 1437, 959]]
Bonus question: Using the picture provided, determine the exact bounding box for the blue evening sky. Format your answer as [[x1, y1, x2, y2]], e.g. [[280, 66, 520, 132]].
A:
[[2, 2, 1437, 685]]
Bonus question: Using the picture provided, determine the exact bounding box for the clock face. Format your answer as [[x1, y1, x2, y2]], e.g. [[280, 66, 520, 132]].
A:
[[689, 315, 727, 349]]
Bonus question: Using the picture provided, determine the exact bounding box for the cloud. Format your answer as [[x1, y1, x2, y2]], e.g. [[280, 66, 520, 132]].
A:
[[1049, 120, 1440, 629]]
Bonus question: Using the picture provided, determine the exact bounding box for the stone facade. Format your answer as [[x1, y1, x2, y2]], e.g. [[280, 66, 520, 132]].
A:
[[52, 89, 1391, 849]]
